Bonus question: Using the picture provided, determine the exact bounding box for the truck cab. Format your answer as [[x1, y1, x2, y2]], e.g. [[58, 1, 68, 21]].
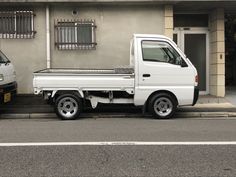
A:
[[133, 34, 199, 105], [0, 51, 17, 104]]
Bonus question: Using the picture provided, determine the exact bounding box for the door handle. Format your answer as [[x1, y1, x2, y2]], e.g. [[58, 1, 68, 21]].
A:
[[143, 74, 151, 77]]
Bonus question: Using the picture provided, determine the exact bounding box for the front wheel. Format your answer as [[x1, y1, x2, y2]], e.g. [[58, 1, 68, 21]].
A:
[[149, 93, 177, 119], [55, 94, 82, 120]]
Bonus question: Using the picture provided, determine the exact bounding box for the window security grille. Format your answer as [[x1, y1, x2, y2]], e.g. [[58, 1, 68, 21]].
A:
[[55, 19, 97, 50], [0, 11, 35, 39]]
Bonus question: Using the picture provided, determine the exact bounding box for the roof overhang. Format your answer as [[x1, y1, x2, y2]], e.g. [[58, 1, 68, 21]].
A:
[[0, 0, 236, 12], [0, 0, 235, 3]]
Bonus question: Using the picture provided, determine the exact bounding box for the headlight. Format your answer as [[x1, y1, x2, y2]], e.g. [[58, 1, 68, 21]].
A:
[[0, 74, 4, 81]]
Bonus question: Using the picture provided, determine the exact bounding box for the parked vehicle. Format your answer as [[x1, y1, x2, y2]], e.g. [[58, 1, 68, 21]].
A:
[[0, 51, 17, 104], [33, 34, 199, 120]]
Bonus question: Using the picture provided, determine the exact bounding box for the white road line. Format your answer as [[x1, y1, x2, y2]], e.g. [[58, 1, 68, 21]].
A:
[[0, 141, 236, 146], [187, 117, 236, 120]]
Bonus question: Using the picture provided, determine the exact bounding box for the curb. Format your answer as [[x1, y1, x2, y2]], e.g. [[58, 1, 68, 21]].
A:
[[1, 112, 236, 119]]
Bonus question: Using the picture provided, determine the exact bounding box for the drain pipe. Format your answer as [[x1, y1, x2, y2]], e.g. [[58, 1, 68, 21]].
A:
[[46, 5, 51, 69]]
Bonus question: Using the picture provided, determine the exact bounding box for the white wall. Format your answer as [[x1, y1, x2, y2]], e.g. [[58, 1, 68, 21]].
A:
[[0, 7, 47, 94], [51, 5, 164, 68]]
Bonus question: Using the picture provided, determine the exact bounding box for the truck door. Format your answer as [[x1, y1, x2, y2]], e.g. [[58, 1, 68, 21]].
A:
[[134, 38, 195, 106]]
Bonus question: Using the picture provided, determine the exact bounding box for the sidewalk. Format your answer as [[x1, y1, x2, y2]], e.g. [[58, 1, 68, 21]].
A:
[[0, 94, 236, 119]]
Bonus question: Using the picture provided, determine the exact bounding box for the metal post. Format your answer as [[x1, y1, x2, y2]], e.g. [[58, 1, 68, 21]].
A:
[[46, 5, 51, 69]]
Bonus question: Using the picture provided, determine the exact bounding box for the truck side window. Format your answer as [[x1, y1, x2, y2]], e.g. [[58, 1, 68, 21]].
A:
[[142, 40, 183, 65]]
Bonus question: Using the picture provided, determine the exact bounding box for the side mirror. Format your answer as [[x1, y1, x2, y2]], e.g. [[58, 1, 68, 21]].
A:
[[176, 56, 188, 67], [181, 60, 188, 67]]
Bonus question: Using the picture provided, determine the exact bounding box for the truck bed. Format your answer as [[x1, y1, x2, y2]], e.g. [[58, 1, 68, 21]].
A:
[[34, 68, 134, 75], [33, 68, 135, 93]]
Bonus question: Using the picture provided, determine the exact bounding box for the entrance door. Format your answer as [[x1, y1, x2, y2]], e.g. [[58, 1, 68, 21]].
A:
[[174, 28, 209, 94]]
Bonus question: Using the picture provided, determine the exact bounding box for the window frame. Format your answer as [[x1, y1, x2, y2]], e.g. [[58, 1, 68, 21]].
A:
[[0, 10, 35, 39], [141, 40, 184, 66], [55, 20, 97, 50]]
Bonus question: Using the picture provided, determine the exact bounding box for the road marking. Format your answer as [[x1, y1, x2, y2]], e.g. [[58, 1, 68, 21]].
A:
[[0, 141, 236, 146], [184, 117, 236, 120]]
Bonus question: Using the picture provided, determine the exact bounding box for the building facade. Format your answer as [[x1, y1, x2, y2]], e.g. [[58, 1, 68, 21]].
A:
[[0, 0, 235, 97]]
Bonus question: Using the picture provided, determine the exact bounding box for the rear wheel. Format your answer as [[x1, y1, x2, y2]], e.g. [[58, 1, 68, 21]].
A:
[[149, 93, 177, 119], [55, 94, 82, 120]]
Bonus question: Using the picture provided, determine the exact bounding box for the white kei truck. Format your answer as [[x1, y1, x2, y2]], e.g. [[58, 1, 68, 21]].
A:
[[33, 34, 199, 120], [0, 51, 17, 104]]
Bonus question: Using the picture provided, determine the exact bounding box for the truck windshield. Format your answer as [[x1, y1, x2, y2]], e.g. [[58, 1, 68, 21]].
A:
[[0, 51, 10, 63]]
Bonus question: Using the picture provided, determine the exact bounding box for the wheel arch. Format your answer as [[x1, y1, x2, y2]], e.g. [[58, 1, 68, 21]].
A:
[[52, 90, 84, 102], [146, 90, 179, 107]]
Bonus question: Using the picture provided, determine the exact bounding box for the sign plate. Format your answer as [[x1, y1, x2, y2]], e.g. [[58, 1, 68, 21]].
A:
[[4, 93, 11, 103]]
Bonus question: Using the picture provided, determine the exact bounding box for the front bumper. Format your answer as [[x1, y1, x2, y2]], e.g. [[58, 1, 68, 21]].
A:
[[192, 86, 199, 106], [0, 81, 17, 104]]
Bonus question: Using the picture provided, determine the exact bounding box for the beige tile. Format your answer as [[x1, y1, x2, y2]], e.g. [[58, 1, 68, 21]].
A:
[[209, 85, 225, 97], [209, 74, 225, 86], [210, 75, 217, 85], [217, 85, 225, 97], [164, 5, 173, 17], [210, 85, 217, 95], [210, 64, 217, 75], [164, 17, 173, 29], [211, 42, 225, 53], [210, 63, 225, 75], [164, 29, 173, 39], [210, 53, 225, 64], [217, 63, 225, 75], [210, 30, 225, 42]]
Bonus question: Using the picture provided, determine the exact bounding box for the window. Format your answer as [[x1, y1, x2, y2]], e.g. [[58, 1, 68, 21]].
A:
[[0, 10, 35, 39], [0, 51, 10, 63], [55, 20, 97, 50], [142, 41, 183, 65]]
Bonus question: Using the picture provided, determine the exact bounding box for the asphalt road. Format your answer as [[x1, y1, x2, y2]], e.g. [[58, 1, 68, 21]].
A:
[[0, 117, 236, 177], [1, 117, 236, 142]]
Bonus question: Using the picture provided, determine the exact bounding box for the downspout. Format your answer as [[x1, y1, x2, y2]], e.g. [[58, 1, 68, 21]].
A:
[[46, 5, 51, 69]]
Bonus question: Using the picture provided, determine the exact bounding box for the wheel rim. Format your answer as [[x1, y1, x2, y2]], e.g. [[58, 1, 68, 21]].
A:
[[57, 97, 78, 119], [153, 97, 173, 117]]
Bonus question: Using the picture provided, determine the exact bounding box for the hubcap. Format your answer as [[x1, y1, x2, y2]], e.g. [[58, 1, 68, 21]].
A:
[[57, 97, 78, 119], [153, 97, 173, 117]]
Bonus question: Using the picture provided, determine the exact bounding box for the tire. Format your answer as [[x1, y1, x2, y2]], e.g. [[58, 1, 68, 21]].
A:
[[55, 94, 82, 120], [149, 93, 177, 119]]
